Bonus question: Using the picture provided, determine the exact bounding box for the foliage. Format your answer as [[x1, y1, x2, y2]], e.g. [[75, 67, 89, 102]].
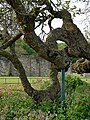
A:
[[0, 92, 33, 120], [40, 80, 51, 89], [16, 39, 37, 55], [0, 76, 90, 120], [65, 76, 90, 120], [58, 42, 67, 50]]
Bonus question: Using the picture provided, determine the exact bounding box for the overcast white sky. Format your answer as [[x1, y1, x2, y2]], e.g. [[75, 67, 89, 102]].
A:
[[70, 0, 89, 33]]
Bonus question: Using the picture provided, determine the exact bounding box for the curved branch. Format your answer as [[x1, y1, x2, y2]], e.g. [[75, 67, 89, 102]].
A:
[[46, 25, 90, 60], [5, 0, 70, 69], [24, 31, 70, 69], [0, 49, 61, 102], [6, 0, 35, 32], [5, 1, 90, 65], [0, 50, 36, 95]]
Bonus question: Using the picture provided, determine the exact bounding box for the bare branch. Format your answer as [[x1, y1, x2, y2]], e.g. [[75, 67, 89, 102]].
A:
[[0, 31, 23, 49]]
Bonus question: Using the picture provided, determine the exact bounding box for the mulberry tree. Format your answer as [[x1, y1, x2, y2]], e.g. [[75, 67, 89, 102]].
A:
[[0, 0, 90, 102]]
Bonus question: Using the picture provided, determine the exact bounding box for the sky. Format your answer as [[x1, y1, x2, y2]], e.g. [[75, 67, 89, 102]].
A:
[[70, 0, 89, 33]]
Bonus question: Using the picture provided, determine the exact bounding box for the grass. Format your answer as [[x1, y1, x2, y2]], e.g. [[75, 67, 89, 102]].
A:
[[0, 74, 90, 84], [0, 77, 50, 95], [0, 77, 50, 84], [81, 78, 90, 84]]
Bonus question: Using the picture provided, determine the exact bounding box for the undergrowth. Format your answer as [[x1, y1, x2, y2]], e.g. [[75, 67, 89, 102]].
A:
[[0, 76, 90, 120]]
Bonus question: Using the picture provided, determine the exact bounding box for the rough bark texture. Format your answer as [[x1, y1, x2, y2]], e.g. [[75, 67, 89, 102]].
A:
[[72, 58, 90, 74], [0, 0, 90, 102], [46, 10, 90, 60], [0, 32, 23, 49]]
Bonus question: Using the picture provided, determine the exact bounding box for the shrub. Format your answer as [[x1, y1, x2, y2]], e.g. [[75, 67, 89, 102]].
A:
[[16, 39, 37, 55], [0, 76, 90, 119]]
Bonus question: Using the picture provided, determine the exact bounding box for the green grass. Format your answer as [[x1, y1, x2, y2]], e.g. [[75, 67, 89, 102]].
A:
[[72, 73, 90, 83], [0, 76, 90, 120], [81, 78, 90, 83], [0, 77, 50, 84], [0, 74, 90, 84]]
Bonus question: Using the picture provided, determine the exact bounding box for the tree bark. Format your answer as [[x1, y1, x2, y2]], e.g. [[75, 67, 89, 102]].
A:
[[72, 58, 90, 74]]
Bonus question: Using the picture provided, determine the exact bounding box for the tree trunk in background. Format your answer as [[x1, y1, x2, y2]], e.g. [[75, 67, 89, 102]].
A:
[[72, 58, 90, 74]]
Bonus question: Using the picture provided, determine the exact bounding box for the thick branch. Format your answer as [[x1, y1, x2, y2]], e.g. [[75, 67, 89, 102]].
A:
[[46, 26, 90, 60], [6, 0, 38, 31], [24, 31, 69, 69], [0, 32, 23, 49], [6, 0, 27, 25], [6, 1, 90, 68], [0, 50, 36, 95], [0, 50, 61, 102], [5, 0, 70, 69]]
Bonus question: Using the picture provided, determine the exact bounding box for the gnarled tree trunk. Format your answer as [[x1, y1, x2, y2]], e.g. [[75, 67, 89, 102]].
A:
[[0, 0, 90, 102]]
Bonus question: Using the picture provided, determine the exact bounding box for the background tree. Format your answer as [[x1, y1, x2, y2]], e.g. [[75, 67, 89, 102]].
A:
[[0, 0, 90, 102]]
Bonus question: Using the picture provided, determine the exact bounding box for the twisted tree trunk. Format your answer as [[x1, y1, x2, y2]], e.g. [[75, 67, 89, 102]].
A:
[[0, 0, 90, 102]]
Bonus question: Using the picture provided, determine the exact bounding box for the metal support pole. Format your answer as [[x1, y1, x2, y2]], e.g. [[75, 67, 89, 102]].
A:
[[61, 69, 65, 112], [61, 69, 65, 101]]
